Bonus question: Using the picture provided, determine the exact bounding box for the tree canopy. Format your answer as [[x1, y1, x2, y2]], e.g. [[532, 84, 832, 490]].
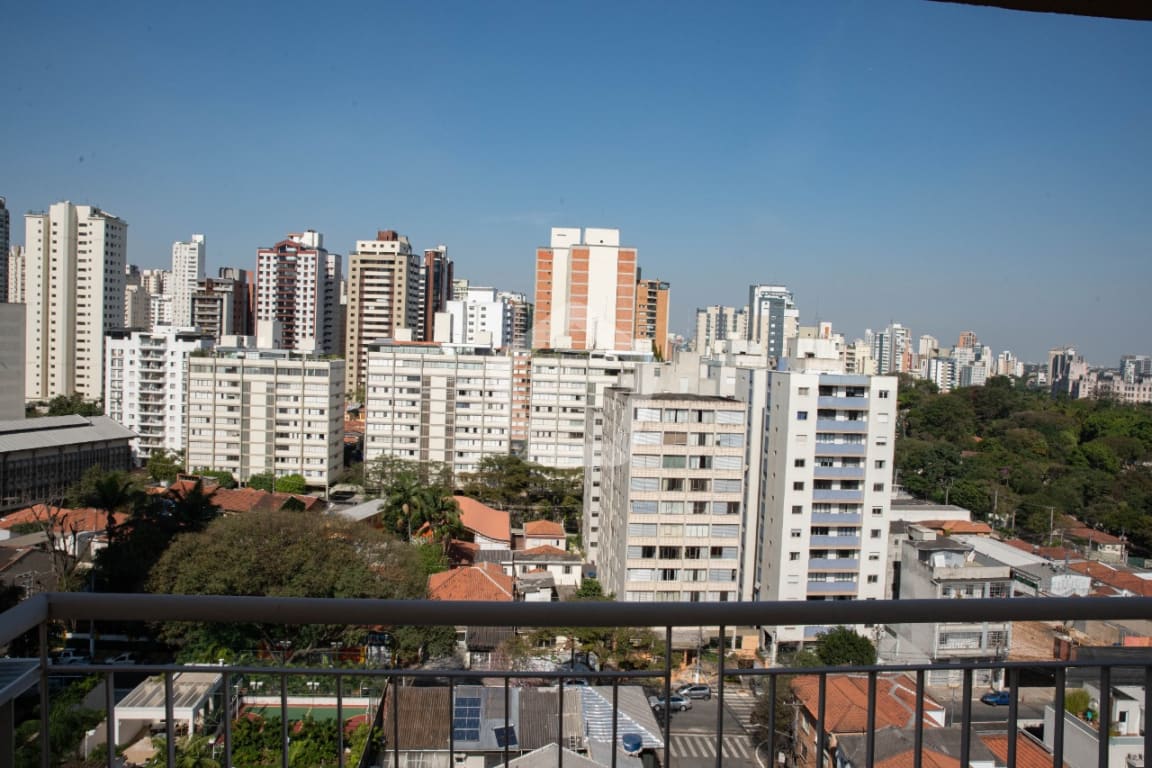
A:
[[457, 455, 583, 531], [148, 509, 426, 660], [247, 473, 307, 494], [896, 378, 1152, 551], [815, 626, 876, 666]]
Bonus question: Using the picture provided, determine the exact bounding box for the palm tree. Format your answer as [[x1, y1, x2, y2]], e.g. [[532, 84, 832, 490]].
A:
[[380, 472, 425, 540], [421, 490, 464, 555], [75, 468, 142, 544]]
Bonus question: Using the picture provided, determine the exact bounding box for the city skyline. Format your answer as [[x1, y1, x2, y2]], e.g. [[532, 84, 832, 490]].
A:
[[2, 2, 1149, 364]]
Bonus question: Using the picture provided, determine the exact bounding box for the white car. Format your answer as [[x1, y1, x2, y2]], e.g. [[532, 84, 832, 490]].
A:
[[104, 652, 137, 665]]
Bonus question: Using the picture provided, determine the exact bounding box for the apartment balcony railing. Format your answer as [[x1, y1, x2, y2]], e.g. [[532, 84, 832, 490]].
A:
[[812, 488, 864, 502], [810, 512, 863, 525], [806, 557, 861, 571], [1, 594, 1150, 768], [810, 534, 862, 547], [816, 396, 869, 410], [813, 442, 867, 456], [812, 466, 865, 480], [815, 419, 869, 433]]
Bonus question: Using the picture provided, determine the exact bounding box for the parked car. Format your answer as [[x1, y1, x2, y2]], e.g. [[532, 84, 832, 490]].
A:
[[981, 690, 1011, 705], [104, 652, 137, 665], [677, 683, 713, 700], [648, 694, 691, 711], [52, 650, 89, 665]]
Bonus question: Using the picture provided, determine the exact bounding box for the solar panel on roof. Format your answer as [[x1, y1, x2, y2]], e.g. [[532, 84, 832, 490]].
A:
[[493, 725, 517, 747], [453, 728, 480, 742], [456, 696, 481, 706]]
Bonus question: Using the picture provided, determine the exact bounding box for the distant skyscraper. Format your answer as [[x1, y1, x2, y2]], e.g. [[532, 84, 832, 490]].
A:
[[694, 305, 748, 355], [444, 287, 511, 348], [255, 231, 342, 355], [419, 246, 453, 342], [124, 265, 152, 330], [344, 230, 421, 393], [170, 234, 206, 327], [747, 284, 798, 361], [533, 227, 638, 352], [24, 201, 127, 401], [957, 330, 979, 349], [870, 323, 912, 375], [634, 277, 671, 359], [0, 197, 9, 302], [7, 246, 25, 304], [497, 291, 533, 350]]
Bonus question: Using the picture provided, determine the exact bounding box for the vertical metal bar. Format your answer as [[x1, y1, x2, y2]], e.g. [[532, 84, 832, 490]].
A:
[[503, 676, 510, 768], [448, 677, 455, 767], [558, 673, 564, 768], [1052, 667, 1065, 768], [1007, 668, 1019, 768], [280, 672, 289, 768], [0, 699, 13, 768], [816, 672, 827, 768], [865, 670, 877, 768], [223, 671, 232, 768], [1144, 665, 1151, 768], [766, 675, 777, 768], [664, 625, 672, 768], [959, 668, 973, 768], [611, 680, 619, 768], [38, 621, 49, 768], [1098, 666, 1111, 768], [392, 675, 400, 768], [165, 671, 176, 768], [913, 669, 925, 768], [715, 625, 726, 768], [105, 670, 115, 768], [336, 673, 344, 768]]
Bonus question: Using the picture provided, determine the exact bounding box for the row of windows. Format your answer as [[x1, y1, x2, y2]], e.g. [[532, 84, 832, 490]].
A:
[[630, 477, 742, 493], [632, 454, 742, 470], [630, 500, 740, 515], [626, 523, 739, 539], [633, 431, 744, 448]]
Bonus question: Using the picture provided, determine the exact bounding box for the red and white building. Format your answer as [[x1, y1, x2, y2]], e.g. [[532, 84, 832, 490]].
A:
[[255, 231, 341, 355]]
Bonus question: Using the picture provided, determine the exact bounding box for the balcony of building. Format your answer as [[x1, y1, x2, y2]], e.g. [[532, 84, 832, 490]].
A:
[[810, 512, 863, 526], [810, 534, 862, 548], [815, 419, 869, 433], [812, 489, 864, 503], [812, 465, 865, 480], [816, 396, 870, 410], [0, 595, 1149, 768]]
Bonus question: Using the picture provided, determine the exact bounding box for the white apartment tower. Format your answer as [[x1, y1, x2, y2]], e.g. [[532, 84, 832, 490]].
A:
[[255, 231, 342, 356], [757, 370, 898, 652], [170, 234, 206, 327], [870, 323, 912, 375], [7, 246, 25, 304], [184, 350, 345, 487], [345, 230, 422, 393], [105, 327, 214, 460], [363, 342, 514, 476], [24, 202, 127, 401], [0, 197, 9, 301], [747, 285, 799, 361], [694, 305, 748, 356], [597, 389, 747, 602], [443, 287, 512, 349]]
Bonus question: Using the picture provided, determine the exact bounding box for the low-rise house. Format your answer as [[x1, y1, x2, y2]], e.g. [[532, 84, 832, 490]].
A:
[[523, 520, 566, 550], [791, 673, 945, 768], [476, 546, 584, 595], [1043, 681, 1146, 768], [0, 505, 130, 559], [429, 562, 515, 602], [1066, 527, 1128, 564], [835, 727, 1060, 768], [455, 497, 512, 549]]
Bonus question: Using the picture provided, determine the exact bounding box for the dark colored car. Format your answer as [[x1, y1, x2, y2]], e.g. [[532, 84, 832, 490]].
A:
[[981, 690, 1011, 705]]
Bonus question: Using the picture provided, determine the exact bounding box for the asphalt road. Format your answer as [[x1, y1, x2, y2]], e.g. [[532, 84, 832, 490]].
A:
[[653, 695, 760, 768]]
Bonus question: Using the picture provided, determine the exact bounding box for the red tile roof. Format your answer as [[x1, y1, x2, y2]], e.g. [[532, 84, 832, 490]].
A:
[[428, 562, 514, 601], [210, 487, 323, 514], [875, 750, 958, 768], [920, 520, 994, 536], [980, 733, 1065, 768], [521, 544, 569, 556], [792, 674, 943, 734], [1068, 561, 1152, 597], [453, 497, 511, 544], [0, 505, 129, 533], [524, 520, 565, 537], [1067, 527, 1125, 546]]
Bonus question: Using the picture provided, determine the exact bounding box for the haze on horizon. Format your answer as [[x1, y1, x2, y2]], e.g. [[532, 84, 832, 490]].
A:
[[1, 1, 1148, 366]]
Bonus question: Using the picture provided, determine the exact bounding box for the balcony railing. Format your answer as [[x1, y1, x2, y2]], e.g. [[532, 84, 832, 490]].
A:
[[1, 594, 1150, 768]]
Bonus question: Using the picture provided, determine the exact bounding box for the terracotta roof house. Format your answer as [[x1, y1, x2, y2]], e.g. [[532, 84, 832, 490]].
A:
[[454, 497, 511, 549], [834, 727, 1063, 768], [792, 674, 945, 768], [522, 520, 566, 550], [428, 562, 515, 602], [1066, 526, 1128, 563], [208, 487, 323, 514]]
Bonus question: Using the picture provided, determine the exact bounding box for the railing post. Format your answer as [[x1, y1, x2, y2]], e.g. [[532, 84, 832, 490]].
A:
[[816, 671, 827, 768], [1007, 667, 1019, 768], [335, 672, 344, 768], [913, 669, 924, 768], [0, 697, 13, 768], [715, 625, 726, 768], [279, 671, 289, 768], [105, 670, 115, 768], [1052, 666, 1065, 768], [663, 625, 672, 768], [164, 672, 175, 767], [959, 668, 973, 768], [38, 620, 49, 768], [1098, 666, 1111, 768], [223, 671, 233, 768]]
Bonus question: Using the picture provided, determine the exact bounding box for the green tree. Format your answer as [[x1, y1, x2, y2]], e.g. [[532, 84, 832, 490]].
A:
[[69, 467, 143, 543], [192, 468, 238, 489], [44, 393, 103, 417], [572, 578, 611, 601], [815, 626, 876, 666], [245, 472, 307, 494], [146, 450, 184, 484], [148, 509, 425, 660], [246, 472, 276, 492]]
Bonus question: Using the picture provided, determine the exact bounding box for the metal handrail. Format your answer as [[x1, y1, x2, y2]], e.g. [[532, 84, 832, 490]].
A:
[[10, 591, 1151, 629]]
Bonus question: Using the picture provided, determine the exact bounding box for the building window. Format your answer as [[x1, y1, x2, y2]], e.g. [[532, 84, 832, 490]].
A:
[[790, 529, 802, 538], [867, 575, 879, 583], [789, 552, 800, 561], [872, 507, 883, 516], [874, 460, 885, 469], [792, 505, 803, 515], [794, 458, 805, 468], [793, 481, 804, 491], [878, 390, 890, 399], [798, 386, 810, 396], [873, 483, 885, 492], [797, 411, 808, 421], [870, 529, 882, 539]]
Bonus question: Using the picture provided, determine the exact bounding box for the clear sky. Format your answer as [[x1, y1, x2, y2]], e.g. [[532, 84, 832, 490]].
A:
[[2, 1, 1148, 365]]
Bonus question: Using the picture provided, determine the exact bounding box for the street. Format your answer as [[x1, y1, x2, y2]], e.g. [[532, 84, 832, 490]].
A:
[[654, 691, 761, 768]]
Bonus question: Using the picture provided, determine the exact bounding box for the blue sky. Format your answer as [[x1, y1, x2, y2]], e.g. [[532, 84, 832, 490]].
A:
[[2, 1, 1149, 364]]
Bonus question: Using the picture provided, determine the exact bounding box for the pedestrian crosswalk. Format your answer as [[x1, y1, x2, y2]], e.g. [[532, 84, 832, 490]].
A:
[[668, 733, 753, 760], [723, 688, 759, 731]]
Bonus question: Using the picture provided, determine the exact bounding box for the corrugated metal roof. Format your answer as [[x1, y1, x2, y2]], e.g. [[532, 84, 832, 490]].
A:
[[0, 416, 136, 454]]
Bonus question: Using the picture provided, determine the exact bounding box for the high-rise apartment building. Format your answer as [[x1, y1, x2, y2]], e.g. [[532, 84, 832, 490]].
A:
[[191, 278, 236, 341], [597, 389, 747, 602], [870, 323, 913, 375], [957, 330, 979, 349], [694, 305, 748, 356], [124, 265, 151, 330], [756, 370, 898, 653], [0, 197, 9, 302], [344, 230, 422, 393], [747, 284, 798, 361], [24, 202, 127, 401], [443, 287, 512, 349], [497, 291, 533, 350], [184, 349, 345, 487], [363, 342, 514, 476], [170, 234, 206, 327], [532, 227, 638, 352], [7, 246, 25, 304], [419, 246, 453, 342], [255, 231, 342, 355], [105, 327, 213, 460], [634, 278, 671, 360]]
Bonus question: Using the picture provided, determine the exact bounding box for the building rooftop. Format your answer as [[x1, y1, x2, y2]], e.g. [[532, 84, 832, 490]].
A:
[[428, 563, 515, 601], [455, 497, 512, 544], [524, 520, 565, 538], [0, 415, 136, 454], [0, 505, 129, 533], [792, 674, 944, 734]]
